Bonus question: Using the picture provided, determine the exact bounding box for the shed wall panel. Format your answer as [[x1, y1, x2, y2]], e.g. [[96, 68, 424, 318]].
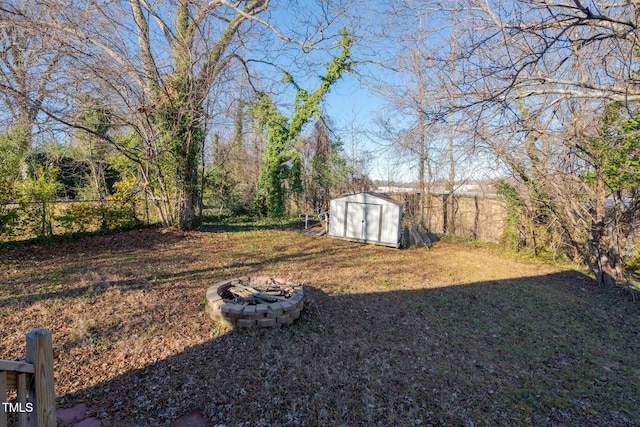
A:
[[328, 193, 403, 247], [329, 199, 345, 236], [345, 202, 382, 242]]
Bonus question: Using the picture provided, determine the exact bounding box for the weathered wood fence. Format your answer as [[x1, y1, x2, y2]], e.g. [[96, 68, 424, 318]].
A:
[[0, 329, 56, 427], [391, 192, 508, 244]]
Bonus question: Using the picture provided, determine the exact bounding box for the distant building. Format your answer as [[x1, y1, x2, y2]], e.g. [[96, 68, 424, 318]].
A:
[[376, 186, 416, 193]]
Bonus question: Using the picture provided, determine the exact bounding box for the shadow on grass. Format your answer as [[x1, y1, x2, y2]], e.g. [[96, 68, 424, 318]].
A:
[[56, 272, 639, 427]]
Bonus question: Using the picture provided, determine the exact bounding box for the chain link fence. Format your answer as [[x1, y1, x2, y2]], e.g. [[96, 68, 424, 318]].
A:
[[0, 198, 157, 243], [0, 196, 234, 243]]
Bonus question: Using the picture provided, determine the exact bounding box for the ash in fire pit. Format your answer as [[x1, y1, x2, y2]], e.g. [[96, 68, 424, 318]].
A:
[[205, 276, 304, 328]]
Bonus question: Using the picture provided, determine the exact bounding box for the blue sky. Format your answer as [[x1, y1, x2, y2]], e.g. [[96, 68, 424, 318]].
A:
[[0, 0, 444, 183], [323, 74, 388, 179], [255, 0, 412, 182]]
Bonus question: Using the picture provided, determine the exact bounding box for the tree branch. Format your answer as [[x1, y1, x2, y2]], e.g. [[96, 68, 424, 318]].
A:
[[218, 0, 319, 51]]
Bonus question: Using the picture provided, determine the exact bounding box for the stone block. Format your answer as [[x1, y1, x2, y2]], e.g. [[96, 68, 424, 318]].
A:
[[208, 299, 223, 312], [257, 317, 276, 327], [220, 303, 232, 314], [267, 302, 284, 317], [276, 313, 292, 324], [206, 286, 221, 301], [255, 304, 269, 314], [227, 304, 245, 318], [237, 318, 255, 328], [288, 299, 302, 311], [279, 300, 294, 311], [243, 305, 257, 315], [291, 309, 301, 320], [221, 311, 234, 322]]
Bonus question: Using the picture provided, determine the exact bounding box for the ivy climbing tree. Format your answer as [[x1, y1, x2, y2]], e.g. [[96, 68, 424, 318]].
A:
[[251, 31, 352, 217], [304, 119, 348, 213], [7, 0, 353, 229], [580, 103, 640, 286]]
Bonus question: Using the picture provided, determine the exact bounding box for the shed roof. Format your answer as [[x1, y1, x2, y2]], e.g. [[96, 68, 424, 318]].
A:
[[332, 192, 404, 206]]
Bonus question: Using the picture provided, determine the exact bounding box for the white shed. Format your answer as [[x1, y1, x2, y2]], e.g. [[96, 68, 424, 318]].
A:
[[328, 192, 403, 248]]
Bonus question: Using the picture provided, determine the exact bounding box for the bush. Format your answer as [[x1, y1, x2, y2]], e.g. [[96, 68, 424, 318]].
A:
[[55, 203, 102, 233], [102, 202, 137, 230], [0, 206, 19, 237], [624, 232, 640, 273]]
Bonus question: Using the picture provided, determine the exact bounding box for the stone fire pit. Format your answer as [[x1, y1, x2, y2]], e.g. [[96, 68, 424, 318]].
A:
[[205, 276, 304, 328]]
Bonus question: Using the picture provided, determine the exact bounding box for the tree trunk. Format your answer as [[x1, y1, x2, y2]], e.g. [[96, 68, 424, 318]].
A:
[[589, 178, 618, 287], [446, 6, 457, 236], [418, 107, 426, 227], [178, 149, 197, 230]]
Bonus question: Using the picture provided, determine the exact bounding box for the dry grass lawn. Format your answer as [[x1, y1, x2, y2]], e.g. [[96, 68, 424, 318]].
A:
[[1, 220, 639, 426]]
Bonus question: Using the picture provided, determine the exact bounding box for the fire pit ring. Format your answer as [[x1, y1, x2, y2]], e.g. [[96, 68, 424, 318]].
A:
[[205, 276, 304, 328]]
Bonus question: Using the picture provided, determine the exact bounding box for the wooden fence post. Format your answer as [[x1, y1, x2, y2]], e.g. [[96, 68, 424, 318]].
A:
[[26, 329, 56, 427], [442, 193, 448, 234], [1, 370, 7, 427], [474, 195, 480, 240], [41, 201, 46, 237]]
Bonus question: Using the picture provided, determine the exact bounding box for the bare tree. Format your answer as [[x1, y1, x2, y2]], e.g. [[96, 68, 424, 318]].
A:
[[371, 0, 477, 230], [0, 1, 67, 152], [369, 2, 432, 225], [4, 0, 355, 228], [297, 117, 349, 213], [444, 0, 640, 286]]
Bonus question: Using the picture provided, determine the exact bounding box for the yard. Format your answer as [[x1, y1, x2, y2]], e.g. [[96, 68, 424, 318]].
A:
[[1, 220, 639, 426]]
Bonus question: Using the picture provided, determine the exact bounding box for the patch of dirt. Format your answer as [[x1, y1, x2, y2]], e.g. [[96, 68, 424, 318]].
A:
[[1, 226, 639, 426]]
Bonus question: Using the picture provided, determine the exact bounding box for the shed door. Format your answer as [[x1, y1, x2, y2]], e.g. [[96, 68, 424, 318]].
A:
[[345, 202, 382, 242]]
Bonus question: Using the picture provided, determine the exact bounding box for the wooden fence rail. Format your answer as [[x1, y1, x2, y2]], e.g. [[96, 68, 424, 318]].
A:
[[0, 329, 56, 427]]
